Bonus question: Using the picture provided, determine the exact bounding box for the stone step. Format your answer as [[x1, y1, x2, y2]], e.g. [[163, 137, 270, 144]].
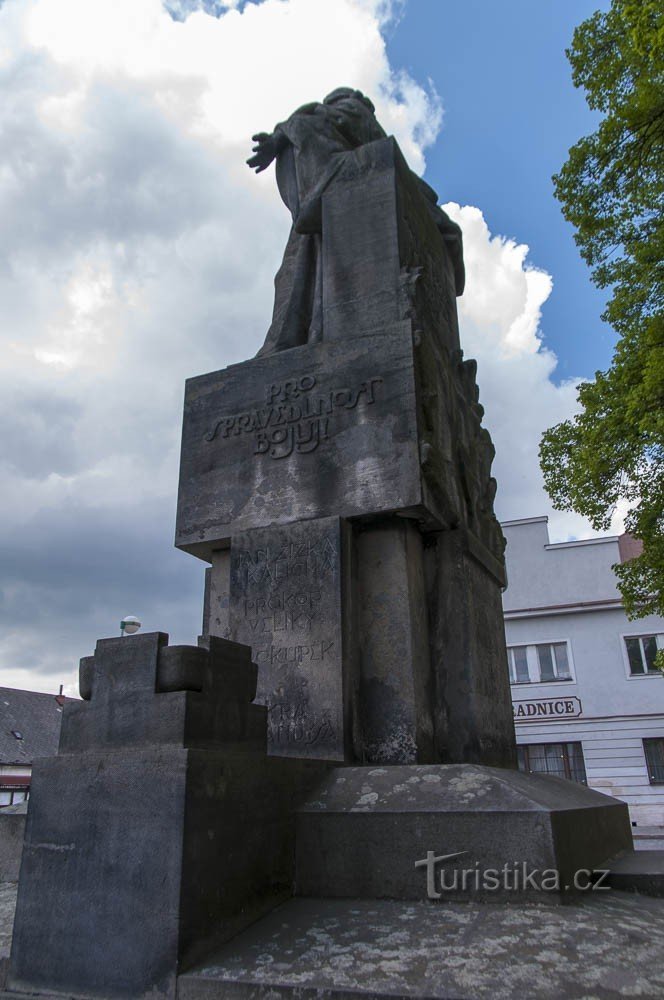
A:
[[177, 894, 664, 1000], [606, 848, 664, 896]]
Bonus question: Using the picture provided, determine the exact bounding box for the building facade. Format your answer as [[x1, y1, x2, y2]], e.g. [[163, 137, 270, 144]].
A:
[[0, 687, 65, 807], [502, 516, 664, 826]]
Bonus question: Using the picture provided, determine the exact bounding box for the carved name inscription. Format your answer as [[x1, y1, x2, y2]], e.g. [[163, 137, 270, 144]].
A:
[[229, 518, 345, 760], [205, 374, 383, 459]]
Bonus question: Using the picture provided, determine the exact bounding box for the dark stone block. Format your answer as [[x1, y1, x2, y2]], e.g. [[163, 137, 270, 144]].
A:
[[424, 529, 517, 768], [321, 138, 460, 358], [229, 517, 354, 760], [606, 850, 664, 897], [295, 764, 634, 902], [8, 632, 331, 999], [10, 748, 188, 998], [176, 323, 422, 560], [356, 518, 434, 764], [9, 749, 329, 999], [61, 633, 266, 754]]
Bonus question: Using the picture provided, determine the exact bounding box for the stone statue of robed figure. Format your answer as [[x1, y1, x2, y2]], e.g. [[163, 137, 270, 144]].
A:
[[248, 87, 465, 356]]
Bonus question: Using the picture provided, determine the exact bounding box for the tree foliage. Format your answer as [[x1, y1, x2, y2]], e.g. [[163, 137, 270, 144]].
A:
[[540, 0, 664, 620]]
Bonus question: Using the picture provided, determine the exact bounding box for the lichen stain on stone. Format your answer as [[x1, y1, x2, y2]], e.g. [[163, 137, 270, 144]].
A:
[[448, 770, 492, 800], [354, 791, 379, 808]]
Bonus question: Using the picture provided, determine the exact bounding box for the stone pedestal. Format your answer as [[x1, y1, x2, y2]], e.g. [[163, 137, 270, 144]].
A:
[[8, 633, 328, 1000], [177, 136, 515, 767], [296, 765, 634, 901]]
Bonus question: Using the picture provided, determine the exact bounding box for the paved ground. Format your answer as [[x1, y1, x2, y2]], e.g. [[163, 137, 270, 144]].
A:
[[180, 895, 664, 1000], [3, 882, 664, 998]]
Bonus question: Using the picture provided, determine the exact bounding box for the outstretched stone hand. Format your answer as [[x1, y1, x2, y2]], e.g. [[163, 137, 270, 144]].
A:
[[247, 132, 285, 173]]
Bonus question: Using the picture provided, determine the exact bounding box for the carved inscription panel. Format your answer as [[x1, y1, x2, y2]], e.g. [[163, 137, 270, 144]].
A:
[[205, 374, 383, 460], [176, 326, 422, 558], [229, 517, 346, 760]]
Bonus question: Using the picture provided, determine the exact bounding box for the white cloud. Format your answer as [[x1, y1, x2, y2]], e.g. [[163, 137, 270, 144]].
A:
[[0, 0, 442, 692], [0, 0, 602, 694]]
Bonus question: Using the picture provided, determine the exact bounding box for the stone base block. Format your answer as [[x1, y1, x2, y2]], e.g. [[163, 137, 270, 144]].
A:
[[296, 764, 633, 901], [8, 749, 327, 999]]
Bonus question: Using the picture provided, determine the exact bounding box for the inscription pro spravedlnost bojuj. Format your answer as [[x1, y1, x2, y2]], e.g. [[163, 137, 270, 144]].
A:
[[205, 374, 383, 460]]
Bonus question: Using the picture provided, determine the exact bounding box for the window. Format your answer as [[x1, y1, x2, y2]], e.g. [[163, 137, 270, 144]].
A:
[[625, 634, 663, 675], [507, 642, 573, 685], [517, 742, 587, 784], [0, 786, 30, 807], [508, 646, 530, 684], [536, 643, 571, 682], [644, 739, 664, 784]]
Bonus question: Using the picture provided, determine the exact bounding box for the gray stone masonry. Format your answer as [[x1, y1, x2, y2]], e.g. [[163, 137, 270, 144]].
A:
[[295, 764, 633, 902], [7, 633, 329, 1000]]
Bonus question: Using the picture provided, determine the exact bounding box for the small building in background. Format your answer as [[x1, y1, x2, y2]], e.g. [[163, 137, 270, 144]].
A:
[[0, 687, 66, 806], [502, 516, 664, 826]]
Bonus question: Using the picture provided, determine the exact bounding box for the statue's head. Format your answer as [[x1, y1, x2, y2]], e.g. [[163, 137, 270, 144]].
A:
[[323, 87, 375, 114]]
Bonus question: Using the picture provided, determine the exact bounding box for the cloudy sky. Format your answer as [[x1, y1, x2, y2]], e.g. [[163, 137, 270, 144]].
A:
[[1, 0, 616, 694]]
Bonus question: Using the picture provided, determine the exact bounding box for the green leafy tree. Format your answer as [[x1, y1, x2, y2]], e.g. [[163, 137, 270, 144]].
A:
[[540, 0, 664, 625]]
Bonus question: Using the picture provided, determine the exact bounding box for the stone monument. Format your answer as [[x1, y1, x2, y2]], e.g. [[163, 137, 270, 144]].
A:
[[8, 633, 329, 997], [177, 87, 515, 767], [6, 88, 635, 1000]]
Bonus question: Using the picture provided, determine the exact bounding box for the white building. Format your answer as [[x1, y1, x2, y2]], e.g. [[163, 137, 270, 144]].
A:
[[502, 516, 664, 826]]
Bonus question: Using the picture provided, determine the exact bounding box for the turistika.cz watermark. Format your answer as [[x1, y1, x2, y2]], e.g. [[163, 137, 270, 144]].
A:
[[415, 851, 611, 896]]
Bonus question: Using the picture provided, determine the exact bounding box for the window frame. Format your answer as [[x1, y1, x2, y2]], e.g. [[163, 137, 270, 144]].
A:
[[517, 741, 588, 785], [643, 738, 664, 785], [0, 785, 30, 807], [621, 631, 664, 680], [507, 639, 576, 687]]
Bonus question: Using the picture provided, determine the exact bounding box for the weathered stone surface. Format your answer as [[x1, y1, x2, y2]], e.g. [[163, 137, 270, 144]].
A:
[[177, 895, 664, 1000], [229, 518, 354, 760], [295, 764, 633, 902], [177, 133, 516, 768], [425, 529, 516, 768], [206, 548, 231, 639], [61, 632, 267, 754], [176, 323, 421, 560], [9, 748, 329, 999], [606, 849, 664, 897], [8, 632, 330, 999], [322, 138, 461, 355], [0, 806, 26, 884], [356, 518, 434, 764]]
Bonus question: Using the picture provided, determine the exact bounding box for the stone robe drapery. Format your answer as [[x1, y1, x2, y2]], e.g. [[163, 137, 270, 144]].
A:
[[256, 94, 465, 357]]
